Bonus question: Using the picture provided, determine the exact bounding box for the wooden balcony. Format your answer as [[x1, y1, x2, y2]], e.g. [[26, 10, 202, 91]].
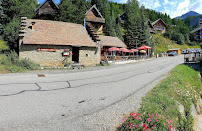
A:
[[85, 16, 105, 24]]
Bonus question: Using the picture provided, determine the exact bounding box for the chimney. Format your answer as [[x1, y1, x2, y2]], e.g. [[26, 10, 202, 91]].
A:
[[31, 22, 36, 30]]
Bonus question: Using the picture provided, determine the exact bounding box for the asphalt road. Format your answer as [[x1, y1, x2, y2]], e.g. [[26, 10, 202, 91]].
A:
[[0, 56, 184, 131]]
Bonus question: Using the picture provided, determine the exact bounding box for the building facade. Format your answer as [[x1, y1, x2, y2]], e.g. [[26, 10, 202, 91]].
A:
[[19, 18, 100, 67], [191, 26, 202, 46], [151, 18, 167, 34], [85, 5, 105, 35]]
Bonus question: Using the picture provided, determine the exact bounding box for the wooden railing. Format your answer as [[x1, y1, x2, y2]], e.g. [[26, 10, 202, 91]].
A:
[[86, 16, 105, 23], [101, 55, 150, 62]]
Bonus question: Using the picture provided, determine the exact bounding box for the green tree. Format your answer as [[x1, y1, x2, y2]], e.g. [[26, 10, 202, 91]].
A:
[[115, 17, 123, 41], [2, 0, 37, 50], [0, 0, 3, 36], [3, 18, 20, 49], [139, 5, 150, 46], [55, 0, 86, 24], [124, 0, 140, 48]]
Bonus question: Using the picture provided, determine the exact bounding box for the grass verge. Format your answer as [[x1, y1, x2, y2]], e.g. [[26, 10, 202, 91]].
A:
[[117, 65, 202, 130]]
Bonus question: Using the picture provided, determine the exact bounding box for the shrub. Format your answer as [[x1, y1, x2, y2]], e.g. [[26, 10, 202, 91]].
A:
[[0, 40, 9, 53], [0, 51, 39, 72], [116, 113, 173, 131]]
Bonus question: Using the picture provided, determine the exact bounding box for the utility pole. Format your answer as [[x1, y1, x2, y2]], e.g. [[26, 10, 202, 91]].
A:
[[135, 36, 138, 58]]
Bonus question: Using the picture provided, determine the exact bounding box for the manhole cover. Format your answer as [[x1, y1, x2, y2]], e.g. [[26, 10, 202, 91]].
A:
[[37, 74, 46, 77]]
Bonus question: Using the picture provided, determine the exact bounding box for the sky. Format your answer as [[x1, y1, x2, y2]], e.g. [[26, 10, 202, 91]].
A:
[[38, 0, 202, 18]]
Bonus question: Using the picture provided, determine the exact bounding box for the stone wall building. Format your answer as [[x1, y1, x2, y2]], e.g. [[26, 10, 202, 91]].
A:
[[19, 18, 100, 67]]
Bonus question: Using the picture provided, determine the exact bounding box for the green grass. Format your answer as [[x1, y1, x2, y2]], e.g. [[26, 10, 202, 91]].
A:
[[153, 34, 200, 55], [138, 65, 202, 130]]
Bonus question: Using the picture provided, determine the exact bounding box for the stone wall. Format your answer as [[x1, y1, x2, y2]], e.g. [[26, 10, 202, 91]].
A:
[[19, 44, 101, 67], [19, 44, 72, 67], [79, 45, 101, 66]]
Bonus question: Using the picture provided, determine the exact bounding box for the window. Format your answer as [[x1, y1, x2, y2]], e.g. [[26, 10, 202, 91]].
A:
[[162, 27, 164, 30]]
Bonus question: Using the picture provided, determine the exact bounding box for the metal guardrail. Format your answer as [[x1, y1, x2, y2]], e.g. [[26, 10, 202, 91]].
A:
[[184, 53, 201, 63]]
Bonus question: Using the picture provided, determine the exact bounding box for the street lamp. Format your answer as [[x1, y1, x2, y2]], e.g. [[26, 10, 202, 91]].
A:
[[135, 36, 138, 58]]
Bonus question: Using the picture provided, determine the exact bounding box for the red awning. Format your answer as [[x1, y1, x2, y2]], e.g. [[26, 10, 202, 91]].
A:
[[108, 47, 119, 51], [138, 45, 151, 50]]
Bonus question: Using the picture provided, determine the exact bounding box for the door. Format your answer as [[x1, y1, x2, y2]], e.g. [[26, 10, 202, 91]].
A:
[[72, 47, 79, 63]]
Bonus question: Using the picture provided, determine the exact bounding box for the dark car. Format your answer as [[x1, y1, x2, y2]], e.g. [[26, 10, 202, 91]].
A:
[[168, 51, 177, 56]]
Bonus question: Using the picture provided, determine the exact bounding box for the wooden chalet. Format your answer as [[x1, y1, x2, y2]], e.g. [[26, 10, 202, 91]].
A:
[[152, 18, 167, 34], [191, 26, 202, 46], [85, 5, 105, 35], [34, 0, 59, 20]]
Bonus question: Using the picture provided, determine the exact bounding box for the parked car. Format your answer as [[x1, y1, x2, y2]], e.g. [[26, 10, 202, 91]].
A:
[[182, 50, 187, 54], [168, 51, 177, 56]]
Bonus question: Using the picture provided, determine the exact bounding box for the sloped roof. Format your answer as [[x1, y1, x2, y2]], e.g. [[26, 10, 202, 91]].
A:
[[86, 5, 104, 19], [152, 18, 167, 27], [35, 0, 59, 12], [99, 35, 127, 48], [191, 26, 202, 33], [22, 19, 96, 47]]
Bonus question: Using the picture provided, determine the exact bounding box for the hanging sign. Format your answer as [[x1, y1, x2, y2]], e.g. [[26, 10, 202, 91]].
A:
[[37, 48, 56, 52]]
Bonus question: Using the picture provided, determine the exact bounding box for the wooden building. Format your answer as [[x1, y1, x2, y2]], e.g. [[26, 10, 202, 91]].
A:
[[18, 18, 101, 67], [34, 0, 59, 20], [168, 49, 181, 55], [85, 5, 105, 35], [191, 26, 202, 46], [152, 18, 167, 34]]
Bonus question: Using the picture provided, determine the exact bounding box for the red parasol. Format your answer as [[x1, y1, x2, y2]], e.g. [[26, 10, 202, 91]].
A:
[[130, 49, 138, 52], [108, 47, 119, 51], [119, 48, 127, 51], [137, 45, 151, 50]]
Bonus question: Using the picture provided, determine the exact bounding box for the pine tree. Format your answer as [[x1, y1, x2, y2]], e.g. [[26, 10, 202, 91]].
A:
[[70, 0, 86, 24], [0, 0, 3, 36], [124, 0, 140, 48], [2, 0, 37, 50], [140, 5, 150, 46], [56, 0, 86, 24], [115, 16, 123, 41]]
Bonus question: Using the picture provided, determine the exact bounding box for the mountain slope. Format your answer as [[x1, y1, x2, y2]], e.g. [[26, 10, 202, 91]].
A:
[[175, 11, 200, 19]]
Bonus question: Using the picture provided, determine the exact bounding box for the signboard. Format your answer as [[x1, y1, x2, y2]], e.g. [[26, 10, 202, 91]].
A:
[[37, 48, 56, 52]]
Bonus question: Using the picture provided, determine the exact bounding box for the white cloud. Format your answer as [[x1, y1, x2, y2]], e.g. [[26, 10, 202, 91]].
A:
[[163, 0, 177, 6], [170, 0, 190, 18], [140, 0, 161, 9], [153, 0, 161, 8], [190, 0, 202, 14]]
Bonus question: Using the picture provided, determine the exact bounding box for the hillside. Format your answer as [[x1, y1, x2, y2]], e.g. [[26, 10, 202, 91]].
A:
[[153, 34, 200, 55], [175, 11, 200, 19]]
